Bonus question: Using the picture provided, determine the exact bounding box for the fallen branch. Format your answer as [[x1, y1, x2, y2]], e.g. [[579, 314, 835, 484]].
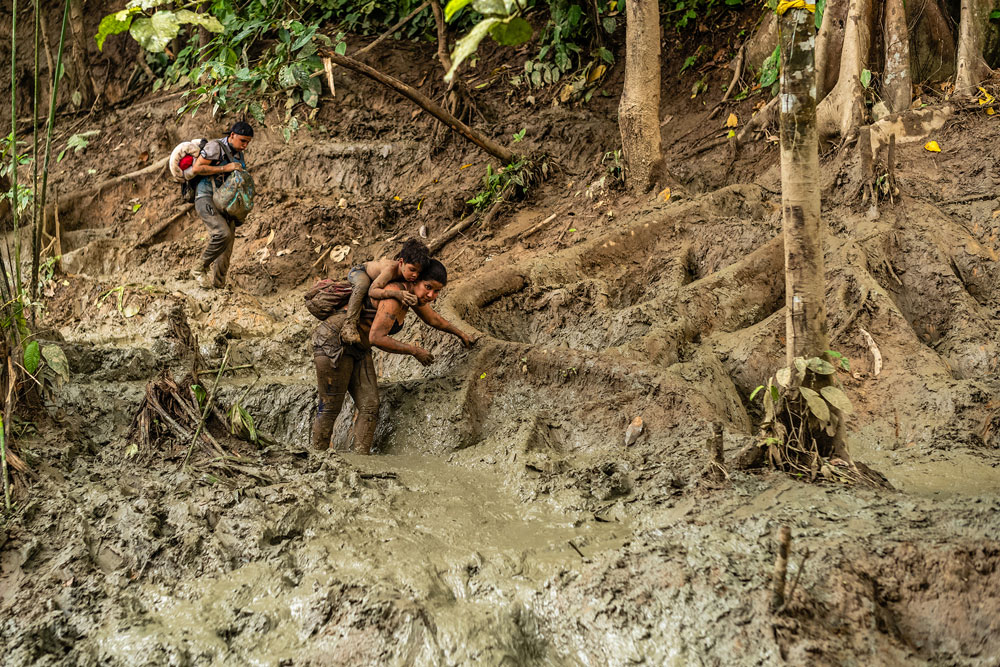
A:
[[688, 95, 779, 157], [57, 156, 169, 210], [183, 344, 230, 468], [709, 44, 745, 120], [429, 199, 503, 254], [137, 203, 194, 248], [770, 525, 792, 611], [323, 52, 517, 164], [352, 2, 430, 59]]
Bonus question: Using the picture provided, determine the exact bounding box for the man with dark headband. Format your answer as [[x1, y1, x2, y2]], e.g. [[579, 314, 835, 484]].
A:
[[190, 121, 254, 288]]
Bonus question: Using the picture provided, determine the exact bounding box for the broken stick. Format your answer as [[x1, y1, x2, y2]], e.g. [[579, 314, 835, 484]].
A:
[[770, 524, 792, 611]]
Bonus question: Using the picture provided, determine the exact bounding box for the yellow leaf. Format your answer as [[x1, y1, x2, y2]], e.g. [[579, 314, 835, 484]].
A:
[[460, 164, 473, 170], [587, 64, 606, 83], [560, 85, 573, 103], [479, 372, 486, 379], [658, 187, 671, 202], [393, 196, 401, 201], [924, 141, 941, 152], [726, 113, 738, 127], [727, 129, 736, 138], [988, 107, 996, 115]]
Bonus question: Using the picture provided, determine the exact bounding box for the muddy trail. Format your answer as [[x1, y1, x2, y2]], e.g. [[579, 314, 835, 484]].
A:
[[3, 7, 1000, 665]]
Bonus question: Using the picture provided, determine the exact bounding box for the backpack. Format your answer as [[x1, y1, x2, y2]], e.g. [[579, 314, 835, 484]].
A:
[[211, 140, 255, 223], [170, 138, 208, 204], [305, 279, 353, 320]]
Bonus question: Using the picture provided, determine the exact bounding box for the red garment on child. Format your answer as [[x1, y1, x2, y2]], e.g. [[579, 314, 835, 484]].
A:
[[178, 154, 194, 171]]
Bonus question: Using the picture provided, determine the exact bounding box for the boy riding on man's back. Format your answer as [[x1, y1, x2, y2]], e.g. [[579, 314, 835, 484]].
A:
[[340, 239, 431, 344]]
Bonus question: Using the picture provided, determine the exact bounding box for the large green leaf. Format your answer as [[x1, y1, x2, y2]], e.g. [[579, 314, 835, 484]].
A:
[[129, 11, 181, 53], [23, 340, 40, 375], [445, 18, 500, 82], [799, 386, 830, 422], [472, 0, 518, 15], [490, 17, 532, 46], [175, 9, 224, 33], [96, 9, 138, 51]]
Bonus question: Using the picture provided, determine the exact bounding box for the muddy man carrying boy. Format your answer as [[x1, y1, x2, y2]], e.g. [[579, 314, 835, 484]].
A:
[[340, 239, 431, 343]]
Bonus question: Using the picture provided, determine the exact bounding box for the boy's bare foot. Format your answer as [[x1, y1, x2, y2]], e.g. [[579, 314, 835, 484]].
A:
[[341, 321, 361, 344]]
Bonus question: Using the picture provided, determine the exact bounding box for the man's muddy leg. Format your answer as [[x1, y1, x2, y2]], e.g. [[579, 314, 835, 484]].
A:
[[348, 351, 380, 454], [341, 267, 370, 344], [195, 199, 234, 283], [210, 217, 237, 288], [312, 354, 353, 451]]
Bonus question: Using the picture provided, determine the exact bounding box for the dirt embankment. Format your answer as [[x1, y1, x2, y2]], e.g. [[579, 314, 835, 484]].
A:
[[2, 8, 1000, 666]]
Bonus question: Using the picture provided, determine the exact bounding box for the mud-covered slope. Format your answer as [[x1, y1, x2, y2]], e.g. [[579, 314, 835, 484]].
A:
[[2, 16, 1000, 666]]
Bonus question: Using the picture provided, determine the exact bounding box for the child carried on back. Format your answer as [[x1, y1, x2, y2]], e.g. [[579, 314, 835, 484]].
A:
[[340, 238, 431, 344]]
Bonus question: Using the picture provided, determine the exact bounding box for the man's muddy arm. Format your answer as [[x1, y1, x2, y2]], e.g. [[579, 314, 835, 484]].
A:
[[191, 155, 240, 176], [369, 301, 433, 364], [414, 304, 474, 347]]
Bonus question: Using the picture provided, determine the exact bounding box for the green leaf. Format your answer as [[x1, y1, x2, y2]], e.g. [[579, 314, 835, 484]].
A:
[[23, 340, 40, 375], [335, 40, 347, 55], [991, 9, 1000, 19], [860, 68, 872, 89], [96, 9, 137, 51], [820, 385, 853, 414], [278, 65, 297, 89], [799, 386, 830, 422], [815, 0, 826, 29], [490, 17, 532, 46], [192, 384, 206, 406], [131, 203, 142, 213], [129, 11, 181, 53], [445, 18, 501, 82], [602, 17, 617, 33], [445, 0, 475, 22], [749, 385, 764, 401], [759, 45, 779, 88], [807, 357, 836, 375], [174, 9, 223, 33], [41, 344, 70, 383]]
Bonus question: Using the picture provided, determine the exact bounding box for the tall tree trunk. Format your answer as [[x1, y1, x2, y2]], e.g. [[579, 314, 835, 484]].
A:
[[816, 0, 873, 140], [779, 8, 827, 364], [883, 0, 912, 112], [955, 0, 993, 93], [779, 5, 848, 460], [815, 0, 848, 102], [618, 0, 663, 193]]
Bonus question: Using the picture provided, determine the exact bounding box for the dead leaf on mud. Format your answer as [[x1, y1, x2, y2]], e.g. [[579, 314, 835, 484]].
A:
[[725, 113, 738, 128], [924, 140, 941, 152], [658, 187, 671, 202], [276, 248, 293, 257], [624, 416, 644, 446], [330, 245, 351, 262]]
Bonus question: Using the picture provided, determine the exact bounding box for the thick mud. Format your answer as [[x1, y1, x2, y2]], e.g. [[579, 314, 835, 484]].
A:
[[3, 9, 1000, 665]]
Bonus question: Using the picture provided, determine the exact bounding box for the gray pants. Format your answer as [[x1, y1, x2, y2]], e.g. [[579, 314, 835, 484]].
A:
[[195, 197, 235, 288]]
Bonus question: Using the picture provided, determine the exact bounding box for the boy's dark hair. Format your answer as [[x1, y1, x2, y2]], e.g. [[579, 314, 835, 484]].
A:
[[396, 238, 431, 267], [418, 259, 448, 286]]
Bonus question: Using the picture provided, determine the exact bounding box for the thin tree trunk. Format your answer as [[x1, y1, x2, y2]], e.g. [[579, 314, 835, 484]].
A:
[[325, 52, 516, 164], [883, 0, 912, 112], [619, 0, 663, 193], [430, 0, 453, 73], [956, 0, 992, 94], [30, 0, 41, 302], [10, 0, 21, 300], [68, 0, 96, 106], [816, 0, 873, 140], [778, 8, 828, 363]]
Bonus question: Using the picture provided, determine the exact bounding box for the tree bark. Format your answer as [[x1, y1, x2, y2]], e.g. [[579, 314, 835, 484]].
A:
[[909, 0, 957, 84], [816, 0, 873, 140], [618, 0, 664, 193], [779, 6, 848, 460], [955, 0, 993, 94], [883, 0, 912, 112], [778, 8, 828, 363], [324, 52, 516, 164], [67, 0, 96, 106], [815, 0, 848, 101]]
